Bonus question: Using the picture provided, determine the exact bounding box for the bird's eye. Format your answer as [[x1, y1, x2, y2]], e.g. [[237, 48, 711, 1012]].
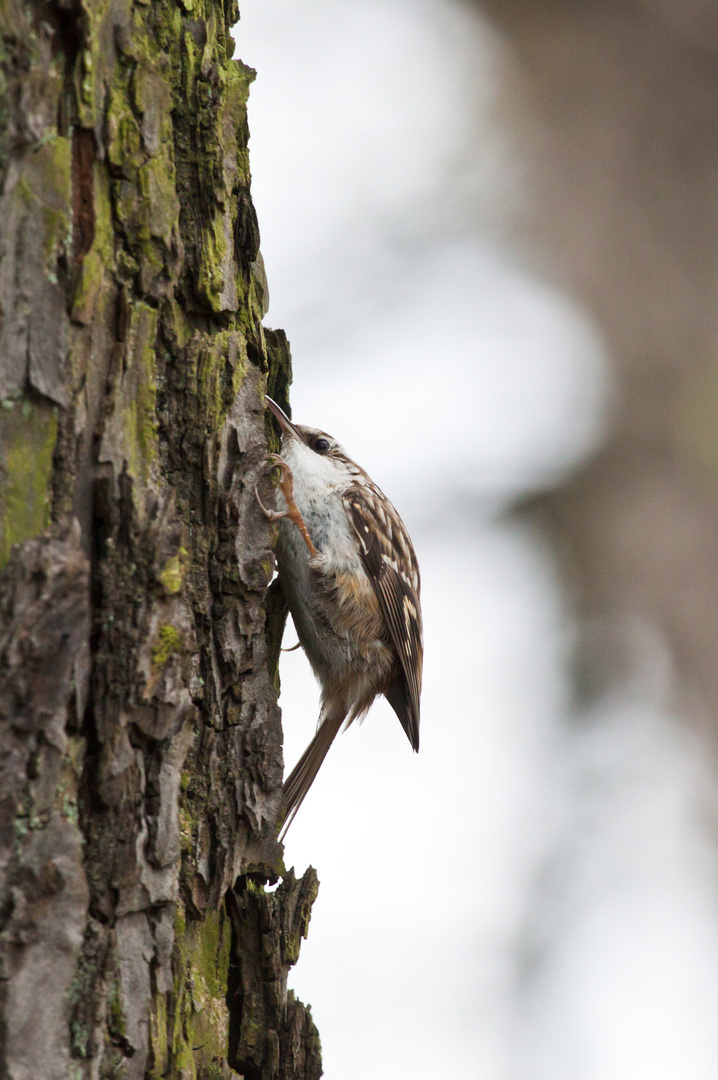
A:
[[314, 438, 330, 454]]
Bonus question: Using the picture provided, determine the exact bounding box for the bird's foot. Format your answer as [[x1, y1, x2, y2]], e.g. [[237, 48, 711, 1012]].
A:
[[254, 486, 286, 523], [255, 455, 292, 520], [255, 455, 318, 558]]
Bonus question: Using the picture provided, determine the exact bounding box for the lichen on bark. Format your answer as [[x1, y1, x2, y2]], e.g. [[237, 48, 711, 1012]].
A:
[[0, 0, 319, 1076]]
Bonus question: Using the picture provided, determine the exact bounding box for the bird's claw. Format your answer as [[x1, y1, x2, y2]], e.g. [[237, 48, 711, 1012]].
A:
[[255, 454, 293, 521], [255, 454, 318, 558], [265, 453, 290, 476], [254, 483, 288, 522]]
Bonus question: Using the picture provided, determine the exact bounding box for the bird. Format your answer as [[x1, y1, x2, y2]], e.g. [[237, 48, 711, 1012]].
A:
[[256, 397, 423, 835]]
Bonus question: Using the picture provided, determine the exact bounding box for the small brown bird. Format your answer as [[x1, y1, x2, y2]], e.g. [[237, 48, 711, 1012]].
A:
[[257, 397, 423, 835]]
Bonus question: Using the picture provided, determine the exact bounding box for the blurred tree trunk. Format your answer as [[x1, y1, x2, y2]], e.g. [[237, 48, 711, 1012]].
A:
[[0, 0, 321, 1077], [477, 0, 718, 725]]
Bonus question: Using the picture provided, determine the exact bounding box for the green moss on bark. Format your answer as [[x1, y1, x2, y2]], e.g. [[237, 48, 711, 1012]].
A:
[[158, 547, 190, 594], [0, 399, 58, 566], [151, 624, 182, 669], [154, 904, 233, 1079]]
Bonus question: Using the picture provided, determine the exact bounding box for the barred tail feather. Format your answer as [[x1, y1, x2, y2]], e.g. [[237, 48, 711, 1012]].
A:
[[280, 711, 345, 838]]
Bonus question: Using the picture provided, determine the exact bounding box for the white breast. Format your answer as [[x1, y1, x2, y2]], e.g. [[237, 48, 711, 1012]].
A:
[[275, 437, 369, 678], [280, 438, 364, 576]]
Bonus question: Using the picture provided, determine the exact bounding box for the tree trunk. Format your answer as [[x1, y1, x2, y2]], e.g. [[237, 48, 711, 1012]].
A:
[[0, 0, 321, 1076]]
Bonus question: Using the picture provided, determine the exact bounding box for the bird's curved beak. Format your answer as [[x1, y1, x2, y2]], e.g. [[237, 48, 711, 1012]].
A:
[[265, 396, 302, 441]]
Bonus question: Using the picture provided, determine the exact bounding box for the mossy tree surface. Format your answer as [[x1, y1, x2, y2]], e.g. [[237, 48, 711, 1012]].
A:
[[0, 0, 318, 1076]]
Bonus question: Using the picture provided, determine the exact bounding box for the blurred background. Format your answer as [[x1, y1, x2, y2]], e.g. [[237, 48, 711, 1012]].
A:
[[236, 2, 718, 1077]]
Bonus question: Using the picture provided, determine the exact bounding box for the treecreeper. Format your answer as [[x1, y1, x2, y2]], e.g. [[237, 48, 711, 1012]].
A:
[[256, 398, 423, 834]]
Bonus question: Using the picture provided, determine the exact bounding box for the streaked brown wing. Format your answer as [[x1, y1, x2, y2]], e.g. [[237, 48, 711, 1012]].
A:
[[344, 486, 423, 750]]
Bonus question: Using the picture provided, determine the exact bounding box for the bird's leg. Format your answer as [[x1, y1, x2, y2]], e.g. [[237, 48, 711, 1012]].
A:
[[255, 454, 318, 558]]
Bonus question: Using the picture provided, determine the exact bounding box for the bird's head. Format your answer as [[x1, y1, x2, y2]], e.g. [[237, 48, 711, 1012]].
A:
[[265, 397, 362, 486]]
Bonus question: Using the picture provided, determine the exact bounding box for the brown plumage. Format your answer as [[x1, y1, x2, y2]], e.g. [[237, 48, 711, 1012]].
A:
[[256, 398, 423, 835]]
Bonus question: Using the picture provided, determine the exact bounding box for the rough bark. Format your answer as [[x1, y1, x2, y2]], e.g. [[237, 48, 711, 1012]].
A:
[[0, 0, 320, 1076], [226, 869, 321, 1080]]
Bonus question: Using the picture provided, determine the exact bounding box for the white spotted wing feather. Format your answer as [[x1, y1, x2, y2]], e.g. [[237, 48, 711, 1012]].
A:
[[344, 484, 423, 750]]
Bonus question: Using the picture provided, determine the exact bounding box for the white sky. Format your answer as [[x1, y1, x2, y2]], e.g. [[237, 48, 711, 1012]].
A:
[[235, 2, 718, 1077]]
